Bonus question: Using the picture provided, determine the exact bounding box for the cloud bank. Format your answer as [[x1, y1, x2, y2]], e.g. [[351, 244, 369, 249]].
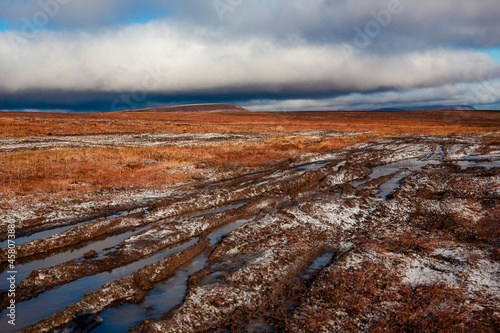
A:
[[0, 0, 499, 111]]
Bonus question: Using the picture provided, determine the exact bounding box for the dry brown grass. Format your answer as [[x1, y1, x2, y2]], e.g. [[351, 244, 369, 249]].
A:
[[476, 207, 500, 248], [1, 109, 498, 199], [373, 283, 498, 333], [1, 110, 499, 137], [0, 136, 366, 197], [285, 259, 498, 332]]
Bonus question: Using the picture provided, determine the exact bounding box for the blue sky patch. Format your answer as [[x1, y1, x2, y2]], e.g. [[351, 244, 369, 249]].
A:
[[484, 47, 500, 62], [0, 19, 8, 32]]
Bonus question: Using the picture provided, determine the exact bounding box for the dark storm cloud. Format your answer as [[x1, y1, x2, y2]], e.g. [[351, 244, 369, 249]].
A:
[[0, 83, 377, 112]]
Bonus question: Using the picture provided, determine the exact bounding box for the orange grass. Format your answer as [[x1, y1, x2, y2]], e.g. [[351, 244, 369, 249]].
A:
[[1, 109, 498, 198], [1, 110, 499, 137], [0, 136, 366, 196]]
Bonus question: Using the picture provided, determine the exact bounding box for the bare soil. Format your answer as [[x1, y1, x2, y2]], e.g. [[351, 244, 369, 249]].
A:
[[0, 110, 499, 332]]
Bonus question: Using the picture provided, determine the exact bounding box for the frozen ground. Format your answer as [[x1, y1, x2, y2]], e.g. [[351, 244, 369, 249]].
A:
[[0, 134, 499, 332], [0, 131, 365, 152]]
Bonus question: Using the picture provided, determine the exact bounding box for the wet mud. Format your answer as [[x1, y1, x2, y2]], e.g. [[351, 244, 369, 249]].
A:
[[1, 135, 499, 332]]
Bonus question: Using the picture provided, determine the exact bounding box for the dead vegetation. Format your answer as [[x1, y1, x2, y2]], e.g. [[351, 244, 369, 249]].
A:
[[1, 109, 498, 200], [291, 258, 497, 333], [1, 110, 498, 137], [0, 136, 366, 197], [1, 109, 499, 333]]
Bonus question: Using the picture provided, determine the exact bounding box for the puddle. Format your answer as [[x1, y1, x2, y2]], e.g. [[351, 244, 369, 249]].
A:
[[0, 225, 152, 291], [77, 217, 255, 332], [0, 238, 198, 333], [457, 160, 500, 170], [91, 252, 209, 333], [350, 179, 365, 187], [254, 180, 270, 186], [351, 158, 441, 188], [277, 174, 300, 184], [332, 161, 347, 172], [269, 167, 285, 176], [375, 171, 409, 200], [0, 208, 148, 249], [199, 271, 225, 287], [174, 201, 247, 223], [236, 172, 269, 187], [289, 160, 343, 175], [202, 179, 233, 189], [299, 252, 335, 280], [293, 161, 330, 171], [207, 218, 253, 246]]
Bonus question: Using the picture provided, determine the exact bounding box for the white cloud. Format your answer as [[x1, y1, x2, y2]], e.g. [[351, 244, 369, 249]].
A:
[[1, 22, 499, 97], [1, 1, 500, 110]]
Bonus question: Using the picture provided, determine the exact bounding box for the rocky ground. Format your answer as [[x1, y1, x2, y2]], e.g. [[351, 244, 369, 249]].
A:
[[1, 134, 499, 332]]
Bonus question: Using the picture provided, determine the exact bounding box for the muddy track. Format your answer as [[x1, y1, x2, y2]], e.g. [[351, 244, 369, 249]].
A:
[[1, 135, 499, 332], [1, 164, 332, 308], [2, 205, 249, 307], [0, 167, 278, 259], [22, 237, 209, 333]]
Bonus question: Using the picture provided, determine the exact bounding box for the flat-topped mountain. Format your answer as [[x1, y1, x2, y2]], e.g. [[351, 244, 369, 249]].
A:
[[437, 105, 476, 111], [376, 105, 477, 111], [129, 103, 248, 113]]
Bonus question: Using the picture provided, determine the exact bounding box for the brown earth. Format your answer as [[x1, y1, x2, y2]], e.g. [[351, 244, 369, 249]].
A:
[[0, 108, 499, 332]]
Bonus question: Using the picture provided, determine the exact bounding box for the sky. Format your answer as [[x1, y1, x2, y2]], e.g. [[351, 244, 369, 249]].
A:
[[0, 0, 500, 112]]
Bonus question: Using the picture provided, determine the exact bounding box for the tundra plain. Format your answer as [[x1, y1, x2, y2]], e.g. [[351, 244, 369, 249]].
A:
[[0, 107, 499, 332]]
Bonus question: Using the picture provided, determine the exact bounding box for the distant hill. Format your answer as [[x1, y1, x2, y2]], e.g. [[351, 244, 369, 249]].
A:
[[437, 105, 477, 111], [129, 103, 248, 113], [376, 105, 477, 111]]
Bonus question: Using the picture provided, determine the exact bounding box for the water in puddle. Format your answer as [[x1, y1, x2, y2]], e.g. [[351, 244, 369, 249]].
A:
[[350, 179, 365, 187], [207, 218, 253, 246], [332, 161, 346, 172], [0, 208, 148, 249], [83, 217, 254, 332], [199, 271, 225, 287], [0, 225, 152, 291], [174, 201, 247, 223], [0, 216, 255, 332], [352, 158, 441, 188], [290, 160, 344, 173], [375, 171, 409, 200], [0, 238, 198, 333], [92, 252, 209, 333], [457, 160, 500, 170], [293, 161, 330, 171], [269, 167, 284, 176], [202, 179, 233, 189], [355, 155, 498, 200], [300, 252, 335, 280]]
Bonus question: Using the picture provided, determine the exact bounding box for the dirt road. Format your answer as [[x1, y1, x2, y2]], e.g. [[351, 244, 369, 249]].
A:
[[0, 134, 499, 332]]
